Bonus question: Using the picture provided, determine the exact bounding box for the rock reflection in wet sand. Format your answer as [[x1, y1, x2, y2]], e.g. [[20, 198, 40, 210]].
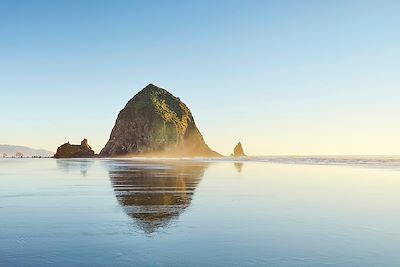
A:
[[234, 162, 243, 173], [108, 160, 208, 233], [56, 159, 94, 176]]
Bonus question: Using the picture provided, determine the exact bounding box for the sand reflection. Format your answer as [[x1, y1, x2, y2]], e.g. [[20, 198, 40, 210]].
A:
[[108, 160, 208, 233]]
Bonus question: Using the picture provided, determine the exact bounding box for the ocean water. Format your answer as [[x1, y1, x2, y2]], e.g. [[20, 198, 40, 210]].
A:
[[1, 156, 400, 266]]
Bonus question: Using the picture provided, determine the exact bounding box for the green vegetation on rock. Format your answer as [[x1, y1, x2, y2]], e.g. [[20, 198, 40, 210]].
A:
[[100, 84, 220, 157]]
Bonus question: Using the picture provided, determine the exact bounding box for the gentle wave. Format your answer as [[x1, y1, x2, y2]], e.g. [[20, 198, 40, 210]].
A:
[[124, 155, 400, 170]]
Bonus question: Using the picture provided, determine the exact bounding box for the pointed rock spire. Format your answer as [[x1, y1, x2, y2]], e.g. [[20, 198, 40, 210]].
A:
[[233, 142, 246, 157]]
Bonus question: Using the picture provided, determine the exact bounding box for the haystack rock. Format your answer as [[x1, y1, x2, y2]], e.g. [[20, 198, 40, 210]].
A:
[[54, 139, 96, 158], [100, 84, 220, 157], [233, 142, 246, 157]]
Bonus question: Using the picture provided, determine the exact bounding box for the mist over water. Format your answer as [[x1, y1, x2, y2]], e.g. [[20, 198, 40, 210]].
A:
[[1, 157, 400, 266]]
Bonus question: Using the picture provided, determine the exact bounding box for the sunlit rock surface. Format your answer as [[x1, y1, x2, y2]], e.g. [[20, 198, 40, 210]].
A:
[[100, 84, 220, 157], [233, 142, 246, 157], [54, 139, 95, 158]]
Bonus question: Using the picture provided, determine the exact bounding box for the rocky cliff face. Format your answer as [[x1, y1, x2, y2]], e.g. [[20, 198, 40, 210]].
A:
[[233, 142, 246, 157], [100, 84, 220, 157], [54, 139, 96, 158]]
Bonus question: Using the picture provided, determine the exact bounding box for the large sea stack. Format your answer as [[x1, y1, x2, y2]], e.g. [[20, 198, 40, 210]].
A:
[[100, 84, 220, 157]]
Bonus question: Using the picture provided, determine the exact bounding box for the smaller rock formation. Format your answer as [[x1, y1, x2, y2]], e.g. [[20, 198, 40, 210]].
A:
[[54, 139, 96, 158], [233, 142, 246, 157]]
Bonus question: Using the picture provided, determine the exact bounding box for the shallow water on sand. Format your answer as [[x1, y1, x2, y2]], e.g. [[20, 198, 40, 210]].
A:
[[1, 157, 400, 266]]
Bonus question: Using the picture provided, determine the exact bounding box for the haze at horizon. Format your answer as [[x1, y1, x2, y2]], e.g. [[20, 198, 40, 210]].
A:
[[1, 0, 400, 155]]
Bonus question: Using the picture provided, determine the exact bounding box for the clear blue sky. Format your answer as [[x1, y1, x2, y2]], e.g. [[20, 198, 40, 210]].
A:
[[1, 0, 400, 155]]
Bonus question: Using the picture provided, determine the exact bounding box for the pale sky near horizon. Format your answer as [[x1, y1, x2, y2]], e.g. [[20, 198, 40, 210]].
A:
[[1, 0, 400, 155]]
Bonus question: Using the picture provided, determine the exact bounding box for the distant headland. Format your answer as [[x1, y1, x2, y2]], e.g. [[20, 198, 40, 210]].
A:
[[54, 84, 246, 158], [0, 145, 53, 158]]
